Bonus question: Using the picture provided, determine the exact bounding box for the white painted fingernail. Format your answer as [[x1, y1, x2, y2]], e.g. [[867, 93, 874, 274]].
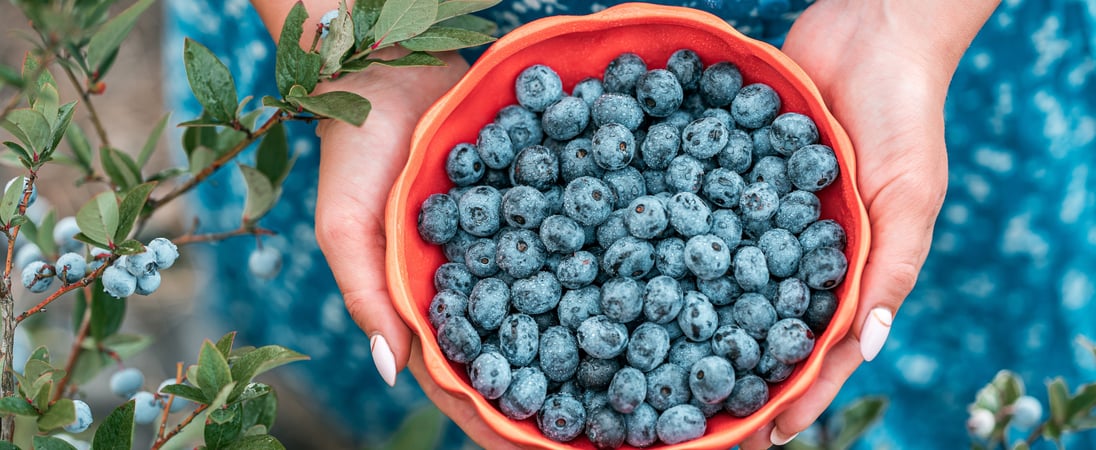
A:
[[860, 307, 893, 362], [370, 334, 397, 387], [770, 428, 799, 446]]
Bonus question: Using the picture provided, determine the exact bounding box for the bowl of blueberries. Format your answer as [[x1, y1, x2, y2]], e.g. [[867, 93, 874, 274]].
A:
[[386, 3, 870, 449]]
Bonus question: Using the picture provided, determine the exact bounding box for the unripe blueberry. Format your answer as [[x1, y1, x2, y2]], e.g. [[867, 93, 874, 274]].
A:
[[14, 244, 42, 270], [53, 216, 83, 254], [22, 261, 54, 293], [132, 391, 163, 425], [102, 264, 137, 298], [63, 400, 93, 434], [110, 367, 145, 398], [1010, 395, 1043, 429], [248, 246, 282, 279], [158, 379, 192, 413], [147, 237, 179, 269], [56, 252, 87, 283]]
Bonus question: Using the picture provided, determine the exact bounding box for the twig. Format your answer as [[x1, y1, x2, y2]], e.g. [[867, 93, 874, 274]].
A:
[[1, 171, 39, 440], [156, 362, 184, 440], [171, 226, 275, 246], [151, 403, 209, 450], [16, 259, 111, 324], [57, 62, 111, 149], [52, 286, 93, 403]]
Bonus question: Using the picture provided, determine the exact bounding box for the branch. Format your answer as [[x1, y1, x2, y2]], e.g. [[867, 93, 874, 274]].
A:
[[151, 403, 209, 450], [58, 60, 111, 149], [172, 226, 275, 246], [52, 286, 93, 403], [16, 259, 111, 324], [156, 362, 184, 441]]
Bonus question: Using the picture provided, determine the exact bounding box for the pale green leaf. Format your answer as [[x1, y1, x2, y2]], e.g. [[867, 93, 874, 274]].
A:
[[829, 396, 888, 450], [436, 0, 501, 23], [287, 91, 371, 126], [1, 175, 26, 225], [86, 0, 156, 74], [320, 1, 354, 76], [373, 0, 438, 47], [115, 182, 156, 242], [3, 108, 51, 155], [377, 404, 445, 450], [239, 165, 278, 226], [227, 345, 308, 402], [139, 113, 170, 167], [32, 83, 59, 128], [223, 435, 286, 450], [189, 147, 216, 175], [198, 341, 233, 401], [36, 398, 75, 432], [438, 14, 498, 36], [75, 191, 119, 247], [256, 122, 291, 185], [398, 26, 495, 52]]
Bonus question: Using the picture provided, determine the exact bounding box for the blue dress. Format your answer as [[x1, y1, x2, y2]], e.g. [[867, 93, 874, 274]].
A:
[[163, 0, 1096, 448]]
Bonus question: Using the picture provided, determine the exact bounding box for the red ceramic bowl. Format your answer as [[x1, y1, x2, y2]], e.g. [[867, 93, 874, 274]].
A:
[[387, 3, 870, 449]]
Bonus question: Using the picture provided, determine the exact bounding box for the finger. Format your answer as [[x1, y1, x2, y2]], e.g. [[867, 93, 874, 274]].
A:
[[738, 421, 774, 450], [770, 337, 863, 444], [406, 338, 522, 450]]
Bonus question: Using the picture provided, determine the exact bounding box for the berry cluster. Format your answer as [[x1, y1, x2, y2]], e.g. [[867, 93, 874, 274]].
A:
[[17, 217, 180, 299], [109, 367, 194, 425], [418, 50, 848, 448]]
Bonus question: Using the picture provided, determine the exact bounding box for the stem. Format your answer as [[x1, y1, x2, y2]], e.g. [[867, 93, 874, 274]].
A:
[[1, 172, 38, 441], [155, 362, 184, 441], [151, 403, 209, 450], [16, 260, 111, 324], [171, 226, 275, 246], [58, 62, 111, 149], [52, 287, 93, 403], [1025, 422, 1046, 445]]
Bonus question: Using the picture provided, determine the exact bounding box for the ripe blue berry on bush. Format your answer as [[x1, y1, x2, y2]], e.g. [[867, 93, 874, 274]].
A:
[[417, 49, 850, 447]]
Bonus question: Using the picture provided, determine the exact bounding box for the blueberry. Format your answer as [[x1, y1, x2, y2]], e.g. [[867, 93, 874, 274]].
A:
[[418, 193, 459, 244], [626, 322, 671, 372], [755, 349, 795, 383], [749, 155, 793, 196], [583, 389, 611, 413], [775, 190, 821, 234], [557, 286, 601, 330], [591, 93, 644, 131], [64, 399, 93, 433], [733, 245, 770, 292], [476, 123, 515, 169], [134, 270, 161, 295], [608, 367, 647, 414], [624, 402, 659, 447], [635, 69, 684, 117], [463, 239, 498, 278], [799, 219, 847, 253], [666, 49, 703, 92], [603, 52, 647, 94], [585, 406, 626, 449], [511, 145, 560, 191], [677, 291, 719, 342], [646, 363, 690, 411], [125, 250, 158, 277], [711, 325, 761, 372], [601, 166, 646, 209], [102, 264, 136, 298], [438, 316, 482, 364], [434, 262, 476, 296], [624, 195, 669, 240], [667, 192, 712, 237], [14, 244, 43, 271], [53, 216, 83, 254], [788, 144, 840, 192], [769, 112, 819, 155], [682, 117, 729, 159], [5, 177, 36, 208], [499, 313, 539, 366], [699, 62, 743, 107], [538, 215, 583, 255], [768, 318, 816, 364], [643, 275, 684, 324], [656, 403, 707, 444], [559, 138, 605, 183], [562, 176, 615, 227], [601, 236, 655, 279], [751, 125, 778, 159], [723, 374, 769, 417], [429, 290, 468, 329], [458, 186, 503, 237], [542, 96, 590, 140], [537, 393, 587, 442], [666, 154, 706, 194], [516, 64, 563, 112], [643, 169, 670, 195], [697, 275, 743, 306], [157, 379, 192, 413], [539, 326, 580, 383], [718, 128, 754, 173], [445, 142, 485, 186], [733, 292, 777, 340], [654, 238, 689, 279], [576, 356, 620, 390], [512, 271, 562, 315], [532, 310, 560, 332], [443, 230, 477, 263], [144, 239, 179, 272], [773, 277, 810, 319], [641, 122, 680, 170], [470, 352, 510, 400], [54, 252, 86, 284], [739, 181, 780, 222], [708, 209, 743, 252], [495, 104, 543, 150], [701, 107, 735, 131], [495, 228, 546, 279], [500, 366, 549, 420], [555, 251, 599, 289], [804, 289, 838, 333], [576, 315, 629, 359], [668, 337, 713, 372], [502, 186, 549, 229], [684, 234, 731, 281], [732, 83, 781, 129], [132, 391, 163, 425], [591, 123, 636, 171], [689, 356, 736, 405], [1011, 396, 1044, 429], [759, 228, 802, 278], [110, 367, 145, 398], [798, 246, 849, 290], [572, 77, 605, 106], [703, 168, 745, 209], [596, 209, 629, 249]]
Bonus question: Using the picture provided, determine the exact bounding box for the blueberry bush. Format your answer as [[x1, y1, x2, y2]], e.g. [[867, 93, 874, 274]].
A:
[[0, 0, 499, 448]]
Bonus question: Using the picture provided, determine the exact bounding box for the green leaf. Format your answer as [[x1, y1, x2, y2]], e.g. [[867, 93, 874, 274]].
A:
[[377, 404, 445, 450], [31, 211, 57, 258], [320, 1, 354, 76], [274, 3, 322, 97], [216, 331, 237, 359], [112, 239, 145, 255], [32, 83, 59, 128], [239, 165, 278, 226], [0, 64, 24, 89], [76, 191, 119, 247], [238, 108, 266, 132], [3, 109, 51, 155], [182, 123, 217, 157], [222, 435, 286, 450], [73, 232, 110, 251], [32, 436, 77, 450], [1, 175, 26, 225], [260, 96, 295, 113], [206, 403, 244, 449], [92, 400, 135, 450], [0, 396, 39, 416], [161, 384, 208, 404], [992, 370, 1025, 407], [184, 39, 239, 123], [0, 442, 20, 450], [37, 398, 75, 432], [1068, 382, 1096, 424], [178, 117, 224, 128], [4, 142, 33, 168], [146, 167, 189, 183], [344, 51, 445, 73], [86, 0, 156, 75], [189, 147, 217, 175], [240, 386, 277, 431], [393, 25, 495, 52], [373, 0, 437, 48], [65, 123, 93, 172], [829, 396, 888, 450], [227, 345, 308, 402], [352, 0, 385, 49], [1048, 377, 1069, 426], [214, 128, 248, 155], [256, 122, 290, 186], [288, 91, 371, 126], [138, 113, 170, 167], [235, 382, 272, 403], [198, 340, 233, 401], [115, 182, 156, 242], [1072, 415, 1096, 431], [1011, 442, 1030, 450], [435, 0, 501, 23], [437, 14, 498, 36], [22, 53, 56, 105], [48, 101, 77, 158], [99, 147, 142, 191]]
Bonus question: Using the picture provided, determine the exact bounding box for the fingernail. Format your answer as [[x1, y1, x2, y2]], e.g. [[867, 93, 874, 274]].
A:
[[370, 334, 397, 387], [860, 307, 893, 362], [770, 428, 799, 446]]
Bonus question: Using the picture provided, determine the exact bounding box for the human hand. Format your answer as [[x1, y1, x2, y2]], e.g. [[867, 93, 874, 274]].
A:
[[738, 1, 999, 448]]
